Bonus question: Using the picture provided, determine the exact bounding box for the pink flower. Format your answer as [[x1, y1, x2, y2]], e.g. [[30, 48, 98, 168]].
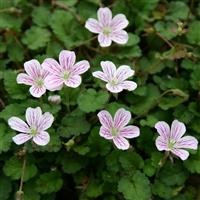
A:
[[42, 50, 90, 91], [92, 61, 137, 93], [8, 107, 54, 146], [17, 59, 49, 98], [155, 120, 198, 160], [85, 7, 129, 47], [97, 108, 140, 150]]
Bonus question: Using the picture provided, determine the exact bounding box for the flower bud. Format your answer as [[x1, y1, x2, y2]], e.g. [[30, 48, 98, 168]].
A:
[[48, 95, 61, 104]]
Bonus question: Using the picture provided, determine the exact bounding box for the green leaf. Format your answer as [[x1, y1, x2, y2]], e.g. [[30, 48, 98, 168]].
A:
[[155, 21, 178, 40], [0, 13, 22, 30], [124, 33, 140, 46], [62, 153, 87, 174], [36, 171, 63, 194], [0, 176, 12, 200], [0, 123, 15, 153], [32, 6, 51, 27], [50, 10, 89, 48], [86, 179, 103, 198], [77, 89, 109, 113], [186, 21, 200, 46], [4, 70, 27, 100], [22, 26, 51, 50], [7, 42, 24, 62], [88, 127, 111, 157], [59, 109, 90, 137], [184, 149, 200, 173], [190, 67, 200, 90], [158, 95, 188, 110], [23, 181, 40, 200], [119, 152, 144, 170], [118, 171, 151, 200], [165, 1, 189, 21], [130, 84, 160, 115], [3, 156, 37, 181]]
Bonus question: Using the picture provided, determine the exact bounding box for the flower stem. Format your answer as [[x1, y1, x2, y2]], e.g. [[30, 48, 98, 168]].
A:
[[16, 148, 27, 200], [155, 151, 169, 178]]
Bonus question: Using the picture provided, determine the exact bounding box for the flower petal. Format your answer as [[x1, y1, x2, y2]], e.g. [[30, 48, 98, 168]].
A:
[[97, 7, 112, 26], [33, 131, 50, 146], [111, 30, 128, 44], [170, 119, 186, 141], [155, 121, 170, 141], [38, 112, 54, 131], [59, 50, 76, 71], [72, 60, 90, 75], [16, 73, 33, 85], [100, 61, 116, 80], [116, 65, 134, 82], [171, 149, 189, 160], [155, 136, 168, 151], [106, 83, 123, 93], [24, 59, 41, 78], [97, 110, 113, 129], [111, 14, 129, 31], [98, 33, 112, 47], [65, 75, 81, 88], [8, 117, 30, 133], [92, 71, 108, 82], [114, 108, 131, 129], [120, 125, 140, 139], [29, 85, 46, 98], [99, 126, 113, 139], [12, 133, 32, 145], [113, 136, 130, 150], [85, 18, 102, 33], [44, 75, 63, 91], [42, 58, 62, 74], [26, 107, 42, 127], [119, 81, 137, 91], [175, 136, 198, 150]]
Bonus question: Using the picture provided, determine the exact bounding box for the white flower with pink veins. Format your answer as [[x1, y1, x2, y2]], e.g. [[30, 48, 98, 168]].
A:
[[92, 61, 137, 93], [17, 59, 48, 98], [85, 7, 129, 47], [8, 107, 54, 146]]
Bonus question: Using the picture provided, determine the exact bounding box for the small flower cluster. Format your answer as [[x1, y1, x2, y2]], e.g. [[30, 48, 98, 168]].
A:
[[8, 7, 198, 161]]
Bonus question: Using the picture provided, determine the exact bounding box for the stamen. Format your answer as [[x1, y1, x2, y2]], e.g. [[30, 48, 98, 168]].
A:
[[102, 27, 112, 36]]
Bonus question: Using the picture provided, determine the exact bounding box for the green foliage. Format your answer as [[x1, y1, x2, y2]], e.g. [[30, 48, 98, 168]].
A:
[[0, 176, 12, 200], [77, 89, 109, 113], [118, 171, 151, 200], [36, 172, 63, 194], [0, 0, 200, 199], [3, 156, 37, 181], [0, 123, 15, 153], [22, 26, 51, 50], [186, 21, 200, 46]]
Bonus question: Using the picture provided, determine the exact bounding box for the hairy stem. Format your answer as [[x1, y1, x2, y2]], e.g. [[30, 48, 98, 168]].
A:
[[16, 148, 27, 200]]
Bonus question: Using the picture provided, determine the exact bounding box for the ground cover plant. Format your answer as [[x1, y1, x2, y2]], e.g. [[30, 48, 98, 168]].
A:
[[0, 0, 200, 199]]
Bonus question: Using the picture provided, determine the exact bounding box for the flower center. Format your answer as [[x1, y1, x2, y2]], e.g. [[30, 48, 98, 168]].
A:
[[35, 78, 44, 87], [111, 127, 119, 136], [62, 71, 70, 81], [30, 127, 37, 136], [168, 139, 176, 149], [102, 27, 112, 36], [110, 79, 118, 86]]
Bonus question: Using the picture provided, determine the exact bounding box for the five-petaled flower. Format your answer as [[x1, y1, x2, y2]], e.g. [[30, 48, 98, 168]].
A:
[[155, 119, 198, 160], [85, 7, 129, 47], [97, 108, 140, 150], [92, 61, 137, 93], [42, 50, 90, 91], [8, 107, 54, 146], [17, 59, 49, 98]]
